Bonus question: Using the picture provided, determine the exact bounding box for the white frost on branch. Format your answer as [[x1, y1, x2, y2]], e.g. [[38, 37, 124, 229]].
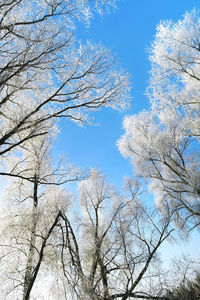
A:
[[118, 10, 200, 229]]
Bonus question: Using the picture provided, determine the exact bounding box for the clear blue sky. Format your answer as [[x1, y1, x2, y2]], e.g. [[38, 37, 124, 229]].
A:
[[55, 0, 200, 188], [53, 0, 200, 267]]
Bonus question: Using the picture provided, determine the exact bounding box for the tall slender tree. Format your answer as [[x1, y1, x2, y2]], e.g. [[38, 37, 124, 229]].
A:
[[0, 133, 79, 299]]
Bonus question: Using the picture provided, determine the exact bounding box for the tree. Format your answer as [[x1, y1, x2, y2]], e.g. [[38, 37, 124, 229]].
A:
[[118, 10, 200, 231], [152, 255, 200, 300], [0, 133, 79, 299], [57, 172, 173, 300], [0, 0, 130, 159], [0, 168, 174, 299], [0, 2, 132, 298], [165, 269, 200, 299]]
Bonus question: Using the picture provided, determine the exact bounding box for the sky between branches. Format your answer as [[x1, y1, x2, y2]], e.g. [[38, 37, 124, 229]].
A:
[[52, 0, 200, 262], [54, 0, 200, 186]]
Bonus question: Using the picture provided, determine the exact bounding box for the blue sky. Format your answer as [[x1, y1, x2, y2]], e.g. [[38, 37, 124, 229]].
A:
[[52, 0, 200, 264], [55, 0, 200, 189]]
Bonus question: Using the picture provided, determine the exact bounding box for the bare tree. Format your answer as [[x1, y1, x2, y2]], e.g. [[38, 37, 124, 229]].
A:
[[57, 172, 174, 300], [163, 255, 200, 300], [0, 134, 81, 299], [118, 10, 200, 231], [0, 2, 131, 298], [0, 166, 174, 299], [0, 0, 130, 158]]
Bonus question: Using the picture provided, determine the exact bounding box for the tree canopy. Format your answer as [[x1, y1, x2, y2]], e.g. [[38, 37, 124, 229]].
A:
[[0, 0, 130, 158], [118, 9, 200, 231], [0, 3, 199, 300]]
